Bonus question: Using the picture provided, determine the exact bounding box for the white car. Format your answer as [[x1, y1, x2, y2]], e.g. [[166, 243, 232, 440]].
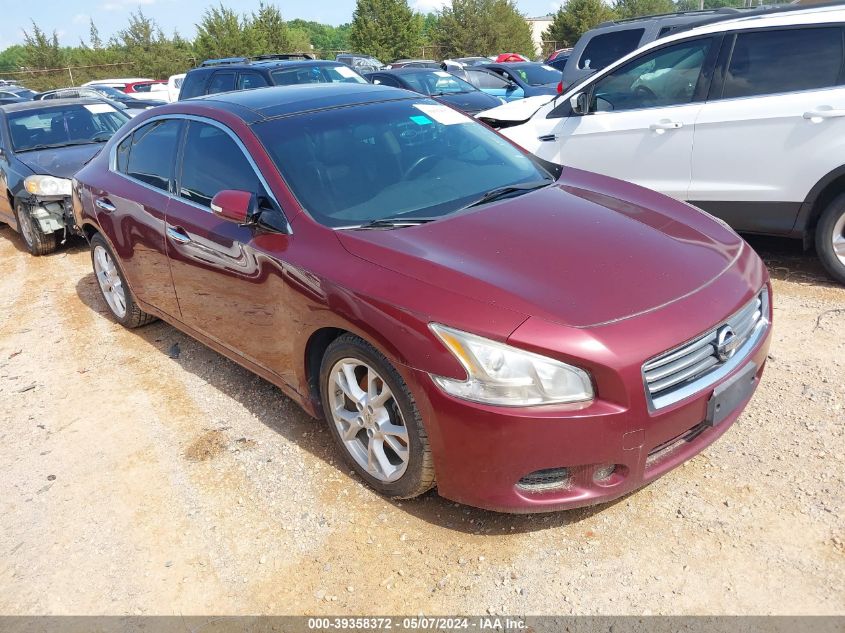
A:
[[166, 73, 185, 103], [82, 78, 154, 90], [481, 5, 845, 283]]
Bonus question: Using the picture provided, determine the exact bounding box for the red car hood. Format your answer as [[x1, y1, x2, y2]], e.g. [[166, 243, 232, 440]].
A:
[[337, 170, 746, 329]]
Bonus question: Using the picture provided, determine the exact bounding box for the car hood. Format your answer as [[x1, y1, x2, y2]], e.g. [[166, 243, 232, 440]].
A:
[[477, 95, 555, 123], [15, 144, 103, 179], [434, 91, 501, 114], [337, 170, 746, 329]]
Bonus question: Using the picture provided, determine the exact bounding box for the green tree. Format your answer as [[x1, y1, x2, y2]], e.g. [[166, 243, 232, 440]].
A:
[[194, 3, 251, 60], [542, 0, 615, 49], [435, 0, 535, 58], [248, 3, 300, 55], [289, 20, 351, 55], [21, 21, 65, 69], [614, 0, 673, 18], [0, 45, 26, 73], [89, 19, 103, 50], [349, 0, 423, 62]]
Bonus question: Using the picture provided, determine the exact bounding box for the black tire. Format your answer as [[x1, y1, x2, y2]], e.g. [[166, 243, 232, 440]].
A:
[[89, 232, 156, 329], [319, 334, 435, 499], [14, 202, 58, 256], [815, 193, 845, 285]]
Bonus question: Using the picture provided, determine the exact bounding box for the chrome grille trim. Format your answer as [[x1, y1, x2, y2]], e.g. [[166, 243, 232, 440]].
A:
[[643, 288, 769, 410]]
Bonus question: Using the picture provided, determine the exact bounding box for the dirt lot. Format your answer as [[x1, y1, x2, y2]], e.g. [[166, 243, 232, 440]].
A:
[[0, 225, 842, 616]]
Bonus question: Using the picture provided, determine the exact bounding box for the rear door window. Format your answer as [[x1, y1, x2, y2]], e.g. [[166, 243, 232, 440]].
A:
[[579, 29, 645, 71], [122, 119, 182, 191], [207, 72, 236, 95], [722, 27, 844, 99], [237, 72, 269, 90]]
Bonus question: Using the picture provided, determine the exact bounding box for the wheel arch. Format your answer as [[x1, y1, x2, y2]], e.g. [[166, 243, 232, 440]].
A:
[[797, 165, 845, 246]]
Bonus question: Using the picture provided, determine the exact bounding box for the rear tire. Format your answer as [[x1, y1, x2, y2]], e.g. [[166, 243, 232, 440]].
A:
[[319, 334, 435, 499], [815, 194, 845, 285], [89, 233, 155, 329], [14, 203, 58, 256]]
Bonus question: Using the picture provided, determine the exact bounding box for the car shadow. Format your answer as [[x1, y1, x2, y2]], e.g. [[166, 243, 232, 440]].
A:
[[73, 270, 630, 533], [745, 234, 841, 288]]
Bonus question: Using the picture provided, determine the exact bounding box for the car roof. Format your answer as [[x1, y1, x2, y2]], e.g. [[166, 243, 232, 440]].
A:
[[0, 97, 106, 113], [377, 68, 449, 75], [189, 83, 416, 120], [192, 59, 346, 72]]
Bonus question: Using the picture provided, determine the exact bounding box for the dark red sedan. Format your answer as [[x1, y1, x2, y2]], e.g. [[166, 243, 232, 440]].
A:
[[72, 84, 772, 512]]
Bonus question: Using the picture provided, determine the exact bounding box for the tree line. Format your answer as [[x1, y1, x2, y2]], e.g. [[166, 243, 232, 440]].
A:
[[1, 0, 786, 91]]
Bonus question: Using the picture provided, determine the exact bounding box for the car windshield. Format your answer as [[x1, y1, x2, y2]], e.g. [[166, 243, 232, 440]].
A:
[[401, 71, 477, 95], [93, 85, 129, 99], [272, 65, 367, 86], [253, 98, 553, 228], [8, 103, 129, 152], [508, 63, 561, 86]]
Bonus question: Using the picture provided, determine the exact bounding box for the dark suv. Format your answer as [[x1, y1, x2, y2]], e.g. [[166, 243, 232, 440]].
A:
[[178, 57, 368, 100], [561, 7, 759, 89]]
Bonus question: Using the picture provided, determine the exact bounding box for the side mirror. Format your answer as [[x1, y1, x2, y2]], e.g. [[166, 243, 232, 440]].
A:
[[210, 190, 258, 224], [570, 92, 590, 115]]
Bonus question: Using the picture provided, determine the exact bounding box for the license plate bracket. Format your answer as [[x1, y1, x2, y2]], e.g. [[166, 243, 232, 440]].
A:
[[705, 362, 758, 427]]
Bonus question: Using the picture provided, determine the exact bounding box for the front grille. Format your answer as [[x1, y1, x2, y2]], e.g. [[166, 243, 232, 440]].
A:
[[643, 289, 769, 409]]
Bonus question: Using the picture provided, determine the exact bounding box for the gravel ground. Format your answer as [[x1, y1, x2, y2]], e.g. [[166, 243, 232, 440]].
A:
[[0, 226, 842, 616]]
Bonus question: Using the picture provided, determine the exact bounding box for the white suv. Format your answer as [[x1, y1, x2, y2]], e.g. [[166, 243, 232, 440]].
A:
[[483, 5, 845, 283]]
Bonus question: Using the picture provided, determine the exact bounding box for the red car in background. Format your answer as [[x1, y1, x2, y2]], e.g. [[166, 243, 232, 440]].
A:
[[495, 53, 530, 63], [122, 80, 167, 94], [71, 84, 771, 512]]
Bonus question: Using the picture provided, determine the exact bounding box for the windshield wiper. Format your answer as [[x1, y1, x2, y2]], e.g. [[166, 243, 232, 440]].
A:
[[462, 180, 552, 210], [17, 139, 103, 152], [353, 217, 438, 230]]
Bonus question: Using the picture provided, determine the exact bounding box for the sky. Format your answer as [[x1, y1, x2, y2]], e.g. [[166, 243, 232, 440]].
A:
[[0, 0, 560, 51]]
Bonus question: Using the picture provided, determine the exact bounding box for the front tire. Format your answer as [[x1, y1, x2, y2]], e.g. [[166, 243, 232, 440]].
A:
[[14, 203, 58, 256], [319, 334, 435, 499], [90, 233, 155, 329], [816, 194, 845, 284]]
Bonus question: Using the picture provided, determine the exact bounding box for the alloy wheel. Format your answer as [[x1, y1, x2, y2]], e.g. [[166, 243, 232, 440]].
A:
[[328, 358, 410, 482], [833, 210, 845, 267], [93, 245, 127, 319]]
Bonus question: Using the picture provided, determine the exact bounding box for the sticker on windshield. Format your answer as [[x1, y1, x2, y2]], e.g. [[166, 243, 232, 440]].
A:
[[413, 103, 471, 125], [410, 115, 432, 126], [84, 103, 116, 114], [434, 71, 451, 77], [335, 66, 358, 79]]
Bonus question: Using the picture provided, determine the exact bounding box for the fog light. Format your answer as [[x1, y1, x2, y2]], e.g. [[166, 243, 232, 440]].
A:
[[516, 467, 571, 493], [593, 464, 616, 482]]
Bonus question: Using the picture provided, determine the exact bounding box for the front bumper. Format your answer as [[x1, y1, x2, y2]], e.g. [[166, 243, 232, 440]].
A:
[[21, 194, 77, 235], [409, 286, 772, 513]]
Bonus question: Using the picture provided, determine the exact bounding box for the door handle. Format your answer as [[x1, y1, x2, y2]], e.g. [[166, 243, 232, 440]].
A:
[[803, 108, 845, 121], [94, 198, 116, 212], [166, 226, 191, 244], [538, 134, 558, 142], [649, 120, 683, 133]]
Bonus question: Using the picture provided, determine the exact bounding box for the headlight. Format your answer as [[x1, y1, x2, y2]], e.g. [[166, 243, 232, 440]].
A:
[[24, 175, 72, 197], [429, 323, 594, 407]]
